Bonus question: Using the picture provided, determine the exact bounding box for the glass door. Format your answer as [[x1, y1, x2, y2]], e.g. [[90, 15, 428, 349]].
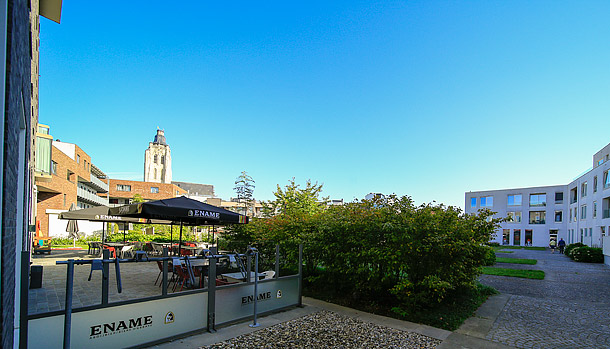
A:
[[513, 229, 521, 246]]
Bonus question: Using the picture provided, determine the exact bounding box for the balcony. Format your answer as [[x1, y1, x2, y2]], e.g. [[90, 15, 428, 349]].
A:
[[77, 186, 109, 206], [89, 174, 109, 193], [35, 126, 53, 181]]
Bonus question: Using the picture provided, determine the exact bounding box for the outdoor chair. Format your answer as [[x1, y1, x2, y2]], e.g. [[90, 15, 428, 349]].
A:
[[120, 245, 134, 259], [151, 243, 164, 256], [155, 260, 174, 286], [103, 246, 116, 258], [172, 265, 192, 292], [262, 270, 276, 279]]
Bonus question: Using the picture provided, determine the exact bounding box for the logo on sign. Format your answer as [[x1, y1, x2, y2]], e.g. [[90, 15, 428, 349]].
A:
[[89, 315, 152, 339], [188, 210, 220, 219], [188, 210, 194, 216], [241, 291, 272, 306], [165, 312, 175, 324], [276, 290, 282, 299]]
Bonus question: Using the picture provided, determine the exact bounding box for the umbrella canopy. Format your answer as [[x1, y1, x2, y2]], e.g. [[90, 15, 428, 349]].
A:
[[109, 196, 249, 226], [58, 205, 171, 224], [65, 203, 79, 239]]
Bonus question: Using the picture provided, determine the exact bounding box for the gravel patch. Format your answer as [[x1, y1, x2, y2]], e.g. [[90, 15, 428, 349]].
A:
[[202, 310, 441, 348]]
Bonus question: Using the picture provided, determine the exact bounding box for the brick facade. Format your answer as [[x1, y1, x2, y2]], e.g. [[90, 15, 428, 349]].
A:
[[35, 142, 108, 236], [2, 0, 33, 346], [108, 179, 187, 202]]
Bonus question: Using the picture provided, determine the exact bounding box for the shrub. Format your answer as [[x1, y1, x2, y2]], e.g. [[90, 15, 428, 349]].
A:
[[482, 246, 496, 266], [565, 242, 586, 259], [571, 247, 604, 263], [486, 242, 500, 247], [225, 195, 502, 312]]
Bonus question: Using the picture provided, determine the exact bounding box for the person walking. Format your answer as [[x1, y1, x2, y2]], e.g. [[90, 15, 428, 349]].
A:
[[558, 238, 566, 254], [549, 239, 557, 253]]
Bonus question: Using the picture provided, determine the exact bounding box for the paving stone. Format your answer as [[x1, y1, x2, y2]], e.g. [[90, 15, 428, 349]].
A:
[[481, 249, 610, 349]]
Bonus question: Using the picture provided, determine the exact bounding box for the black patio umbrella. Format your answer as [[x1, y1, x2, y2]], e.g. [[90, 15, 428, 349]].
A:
[[109, 196, 248, 254], [65, 203, 79, 247], [59, 205, 171, 243]]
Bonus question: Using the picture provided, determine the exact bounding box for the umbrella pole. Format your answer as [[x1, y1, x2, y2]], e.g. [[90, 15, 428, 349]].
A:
[[170, 224, 173, 256], [123, 224, 126, 243], [179, 221, 183, 257], [102, 223, 105, 244]]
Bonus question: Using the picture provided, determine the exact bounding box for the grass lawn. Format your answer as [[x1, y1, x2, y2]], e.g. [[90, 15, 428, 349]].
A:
[[496, 250, 514, 253], [496, 257, 537, 265], [482, 267, 544, 279], [493, 246, 546, 251]]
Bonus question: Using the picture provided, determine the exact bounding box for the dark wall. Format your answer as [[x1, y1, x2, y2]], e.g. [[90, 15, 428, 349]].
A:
[[2, 0, 32, 346]]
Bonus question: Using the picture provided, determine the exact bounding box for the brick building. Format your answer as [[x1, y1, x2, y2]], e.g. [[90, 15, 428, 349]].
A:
[[35, 138, 109, 237], [108, 178, 188, 206], [1, 0, 62, 346]]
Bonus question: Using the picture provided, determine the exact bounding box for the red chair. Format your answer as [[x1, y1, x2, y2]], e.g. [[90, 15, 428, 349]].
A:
[[172, 266, 192, 292], [102, 246, 116, 258], [180, 249, 193, 256]]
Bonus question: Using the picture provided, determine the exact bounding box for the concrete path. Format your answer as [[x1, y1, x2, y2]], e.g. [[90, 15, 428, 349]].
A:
[[479, 248, 610, 348]]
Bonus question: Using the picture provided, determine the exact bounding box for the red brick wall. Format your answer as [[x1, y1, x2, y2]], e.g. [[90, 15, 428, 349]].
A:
[[108, 179, 187, 201]]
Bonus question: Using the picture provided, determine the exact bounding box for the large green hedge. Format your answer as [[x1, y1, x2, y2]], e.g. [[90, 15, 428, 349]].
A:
[[224, 195, 500, 312], [571, 246, 604, 263]]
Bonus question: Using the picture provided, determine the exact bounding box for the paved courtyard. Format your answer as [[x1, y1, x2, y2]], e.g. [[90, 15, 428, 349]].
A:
[[29, 250, 184, 315], [480, 248, 610, 348]]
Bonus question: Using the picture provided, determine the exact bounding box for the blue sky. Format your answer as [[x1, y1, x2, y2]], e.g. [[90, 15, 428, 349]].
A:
[[39, 1, 610, 208]]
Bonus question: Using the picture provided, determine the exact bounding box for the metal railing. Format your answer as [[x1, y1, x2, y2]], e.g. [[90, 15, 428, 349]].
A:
[[25, 245, 303, 349], [89, 174, 109, 193], [77, 186, 109, 206]]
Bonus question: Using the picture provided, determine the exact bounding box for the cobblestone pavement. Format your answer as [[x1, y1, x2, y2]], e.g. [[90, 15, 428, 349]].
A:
[[29, 250, 185, 314], [480, 248, 610, 348]]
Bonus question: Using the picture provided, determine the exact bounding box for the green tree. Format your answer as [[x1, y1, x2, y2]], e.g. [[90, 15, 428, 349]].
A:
[[233, 171, 255, 216], [262, 178, 328, 217]]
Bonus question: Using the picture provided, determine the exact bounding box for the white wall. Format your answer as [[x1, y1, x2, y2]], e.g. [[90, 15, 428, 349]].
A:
[[46, 209, 104, 237]]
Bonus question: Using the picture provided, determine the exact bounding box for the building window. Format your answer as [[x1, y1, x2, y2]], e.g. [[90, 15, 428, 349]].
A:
[[154, 168, 157, 179], [593, 202, 597, 218], [529, 194, 546, 207], [555, 192, 563, 203], [507, 211, 522, 223], [63, 194, 66, 207], [77, 154, 80, 164], [109, 198, 118, 204], [594, 176, 598, 193], [151, 187, 159, 194], [555, 211, 562, 222], [470, 197, 476, 208], [67, 170, 74, 182], [581, 205, 587, 220], [154, 154, 158, 164], [605, 170, 610, 189], [507, 194, 522, 206], [117, 184, 131, 192], [573, 208, 578, 222], [529, 211, 546, 224], [161, 155, 165, 165], [51, 161, 57, 175], [581, 182, 587, 197], [480, 196, 493, 207], [570, 187, 577, 204]]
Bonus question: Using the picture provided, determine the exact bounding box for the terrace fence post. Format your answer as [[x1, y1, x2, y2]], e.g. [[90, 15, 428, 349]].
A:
[[275, 244, 280, 278], [102, 249, 109, 305], [207, 256, 217, 332], [19, 251, 29, 349], [298, 244, 303, 307], [63, 260, 75, 349], [162, 247, 168, 295]]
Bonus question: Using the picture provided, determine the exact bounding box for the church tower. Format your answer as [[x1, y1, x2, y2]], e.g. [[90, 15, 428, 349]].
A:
[[144, 129, 172, 183]]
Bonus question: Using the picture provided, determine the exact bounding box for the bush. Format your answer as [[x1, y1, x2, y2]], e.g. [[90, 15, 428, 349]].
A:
[[486, 242, 500, 247], [225, 195, 502, 312], [482, 246, 496, 266], [571, 247, 604, 263], [565, 242, 586, 259]]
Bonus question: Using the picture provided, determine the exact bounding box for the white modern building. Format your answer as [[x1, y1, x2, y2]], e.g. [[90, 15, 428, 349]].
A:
[[465, 142, 610, 262]]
